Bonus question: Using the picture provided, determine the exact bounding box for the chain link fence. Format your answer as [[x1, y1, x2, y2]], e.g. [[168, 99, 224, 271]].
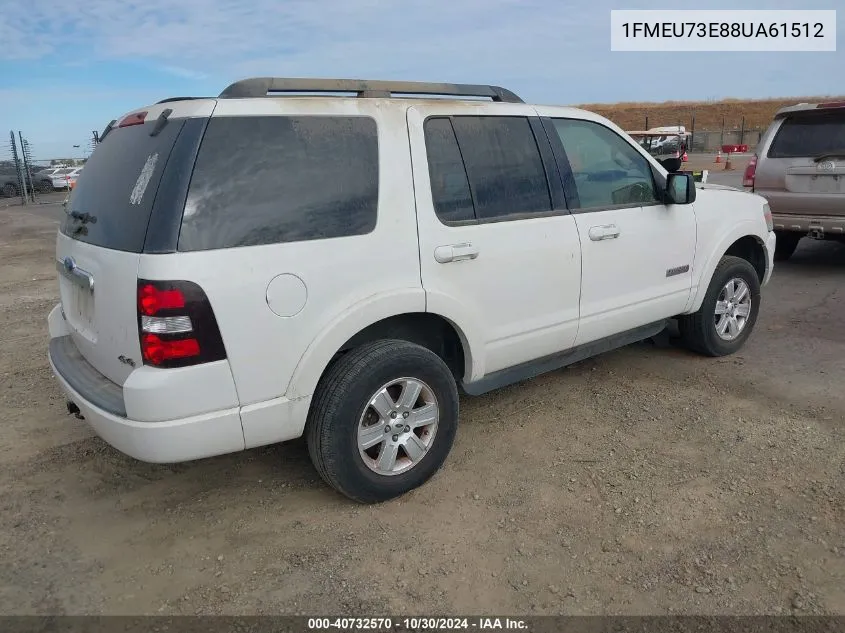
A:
[[689, 128, 765, 153], [0, 130, 101, 206]]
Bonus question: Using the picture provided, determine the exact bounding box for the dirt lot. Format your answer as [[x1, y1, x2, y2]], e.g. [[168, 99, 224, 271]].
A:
[[1, 203, 843, 617]]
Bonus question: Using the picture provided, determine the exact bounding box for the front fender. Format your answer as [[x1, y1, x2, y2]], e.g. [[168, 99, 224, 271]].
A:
[[684, 220, 767, 314]]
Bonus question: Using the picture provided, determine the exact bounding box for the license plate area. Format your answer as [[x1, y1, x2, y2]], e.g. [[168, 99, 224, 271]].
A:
[[808, 175, 845, 194], [788, 174, 845, 194], [58, 274, 97, 342]]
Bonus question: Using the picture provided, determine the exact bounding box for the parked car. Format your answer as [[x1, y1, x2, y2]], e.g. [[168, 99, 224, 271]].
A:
[[743, 101, 845, 260], [32, 167, 67, 193], [48, 77, 776, 503], [1, 170, 22, 198], [51, 167, 83, 190]]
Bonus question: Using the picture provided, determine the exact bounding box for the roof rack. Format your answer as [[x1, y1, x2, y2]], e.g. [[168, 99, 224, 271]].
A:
[[155, 96, 210, 104], [217, 78, 524, 103]]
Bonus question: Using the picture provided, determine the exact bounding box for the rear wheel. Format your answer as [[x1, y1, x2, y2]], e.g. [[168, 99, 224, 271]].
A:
[[678, 255, 761, 357], [774, 231, 801, 261], [306, 340, 459, 503], [2, 183, 17, 198], [37, 180, 53, 193]]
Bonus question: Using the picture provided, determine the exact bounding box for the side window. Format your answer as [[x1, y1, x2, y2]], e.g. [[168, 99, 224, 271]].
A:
[[551, 118, 658, 210], [423, 118, 475, 223], [423, 115, 552, 223], [179, 116, 378, 251], [452, 116, 552, 220]]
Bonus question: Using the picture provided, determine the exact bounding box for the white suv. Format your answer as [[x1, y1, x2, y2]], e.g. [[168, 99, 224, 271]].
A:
[[48, 78, 776, 503]]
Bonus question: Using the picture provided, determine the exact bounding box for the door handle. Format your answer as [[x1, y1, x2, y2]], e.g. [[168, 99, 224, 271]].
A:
[[434, 243, 479, 263], [588, 224, 620, 241]]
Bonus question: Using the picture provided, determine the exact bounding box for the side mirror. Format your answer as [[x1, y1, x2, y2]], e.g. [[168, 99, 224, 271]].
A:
[[666, 172, 696, 205]]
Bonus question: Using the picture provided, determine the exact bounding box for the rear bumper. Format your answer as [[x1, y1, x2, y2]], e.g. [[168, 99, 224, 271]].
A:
[[48, 334, 246, 463], [771, 213, 845, 236]]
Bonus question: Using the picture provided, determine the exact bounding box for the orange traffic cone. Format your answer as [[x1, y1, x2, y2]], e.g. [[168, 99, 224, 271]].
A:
[[715, 150, 722, 164], [681, 151, 688, 162], [724, 152, 733, 171]]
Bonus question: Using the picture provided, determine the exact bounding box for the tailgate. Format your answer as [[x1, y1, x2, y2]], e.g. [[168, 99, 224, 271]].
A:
[[759, 108, 845, 216], [56, 100, 215, 385], [56, 234, 140, 386]]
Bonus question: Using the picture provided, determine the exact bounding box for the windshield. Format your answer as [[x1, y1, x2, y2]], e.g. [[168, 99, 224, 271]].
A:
[[61, 117, 187, 252], [54, 168, 74, 175], [768, 110, 845, 159]]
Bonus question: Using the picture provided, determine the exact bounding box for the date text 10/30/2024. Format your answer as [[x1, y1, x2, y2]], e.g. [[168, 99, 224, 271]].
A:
[[307, 617, 529, 630]]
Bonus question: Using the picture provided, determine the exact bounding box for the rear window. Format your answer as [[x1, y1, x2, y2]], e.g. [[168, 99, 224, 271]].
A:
[[768, 110, 845, 159], [177, 115, 379, 251], [61, 118, 186, 252]]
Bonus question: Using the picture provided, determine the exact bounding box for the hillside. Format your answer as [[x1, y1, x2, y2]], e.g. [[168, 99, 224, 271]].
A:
[[577, 96, 845, 132]]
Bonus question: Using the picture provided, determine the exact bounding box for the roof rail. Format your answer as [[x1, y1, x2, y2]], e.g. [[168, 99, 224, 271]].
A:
[[155, 96, 210, 104], [218, 77, 523, 103]]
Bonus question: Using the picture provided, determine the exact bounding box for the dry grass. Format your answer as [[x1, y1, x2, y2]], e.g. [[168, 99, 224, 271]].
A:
[[576, 96, 845, 131]]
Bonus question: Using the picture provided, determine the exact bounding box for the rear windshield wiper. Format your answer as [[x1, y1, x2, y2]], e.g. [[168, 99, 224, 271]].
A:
[[150, 108, 173, 137], [813, 150, 845, 162], [69, 210, 97, 224]]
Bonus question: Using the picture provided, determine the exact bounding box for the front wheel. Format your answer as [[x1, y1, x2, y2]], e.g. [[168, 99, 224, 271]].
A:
[[306, 340, 459, 503], [678, 255, 761, 357]]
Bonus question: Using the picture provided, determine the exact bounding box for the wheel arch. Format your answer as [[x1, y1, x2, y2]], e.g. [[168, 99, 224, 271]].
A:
[[285, 291, 484, 401], [687, 225, 768, 314]]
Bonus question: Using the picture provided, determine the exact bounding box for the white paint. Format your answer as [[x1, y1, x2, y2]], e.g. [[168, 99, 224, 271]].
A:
[[129, 152, 158, 205], [47, 93, 775, 465]]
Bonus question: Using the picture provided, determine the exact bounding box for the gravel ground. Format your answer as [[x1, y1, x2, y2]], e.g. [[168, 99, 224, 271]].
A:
[[0, 204, 843, 616]]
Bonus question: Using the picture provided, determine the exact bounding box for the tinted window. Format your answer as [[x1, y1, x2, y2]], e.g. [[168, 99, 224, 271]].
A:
[[423, 118, 474, 222], [551, 118, 658, 210], [178, 116, 378, 251], [61, 118, 187, 252], [450, 116, 551, 220], [768, 111, 845, 158]]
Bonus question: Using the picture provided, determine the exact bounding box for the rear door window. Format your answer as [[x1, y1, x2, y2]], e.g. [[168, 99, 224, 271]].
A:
[[178, 115, 379, 251], [61, 119, 187, 253], [768, 110, 845, 159]]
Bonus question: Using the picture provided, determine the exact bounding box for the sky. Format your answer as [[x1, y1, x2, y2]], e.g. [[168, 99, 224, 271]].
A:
[[1, 0, 842, 159]]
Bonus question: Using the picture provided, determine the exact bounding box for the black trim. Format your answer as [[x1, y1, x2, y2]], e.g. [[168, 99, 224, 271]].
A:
[[461, 320, 667, 396], [49, 336, 126, 418], [540, 117, 580, 210], [143, 117, 209, 254], [529, 117, 568, 212]]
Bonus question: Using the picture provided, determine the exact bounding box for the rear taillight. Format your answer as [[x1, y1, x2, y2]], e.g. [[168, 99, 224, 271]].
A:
[[137, 280, 226, 368], [743, 154, 758, 189]]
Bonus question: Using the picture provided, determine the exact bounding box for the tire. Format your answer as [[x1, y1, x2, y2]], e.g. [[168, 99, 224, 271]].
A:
[[774, 231, 801, 261], [678, 255, 761, 357], [306, 340, 459, 504], [38, 180, 53, 194], [2, 183, 17, 198]]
